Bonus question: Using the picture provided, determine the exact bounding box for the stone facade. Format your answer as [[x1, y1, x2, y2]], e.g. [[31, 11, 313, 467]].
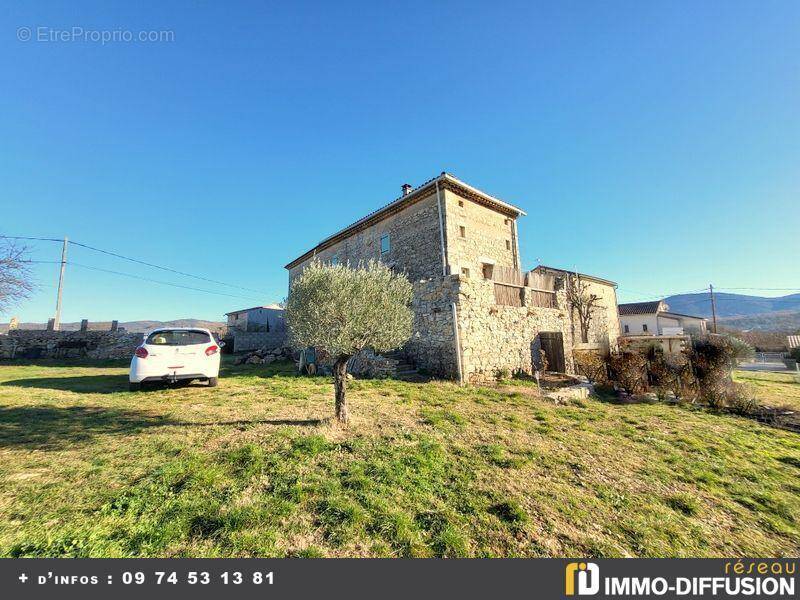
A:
[[285, 173, 621, 383], [0, 330, 144, 360], [288, 191, 445, 285], [456, 276, 575, 382]]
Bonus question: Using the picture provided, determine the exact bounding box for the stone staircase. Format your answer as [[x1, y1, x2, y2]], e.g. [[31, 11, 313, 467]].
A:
[[383, 349, 427, 382]]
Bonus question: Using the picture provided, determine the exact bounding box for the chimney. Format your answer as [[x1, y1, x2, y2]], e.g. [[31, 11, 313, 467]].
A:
[[401, 183, 413, 196]]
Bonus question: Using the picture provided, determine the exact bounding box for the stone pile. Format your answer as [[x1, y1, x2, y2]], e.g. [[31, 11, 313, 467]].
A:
[[234, 346, 295, 365]]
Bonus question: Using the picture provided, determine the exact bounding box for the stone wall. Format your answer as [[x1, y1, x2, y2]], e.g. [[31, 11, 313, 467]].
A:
[[232, 330, 287, 353], [347, 349, 399, 378], [0, 330, 144, 360], [403, 276, 460, 378], [288, 191, 445, 285], [442, 188, 520, 276]]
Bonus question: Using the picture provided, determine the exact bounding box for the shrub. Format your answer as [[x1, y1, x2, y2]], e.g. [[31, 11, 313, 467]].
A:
[[607, 352, 648, 394], [572, 349, 608, 384], [690, 334, 744, 408], [495, 367, 511, 381], [646, 347, 694, 401]]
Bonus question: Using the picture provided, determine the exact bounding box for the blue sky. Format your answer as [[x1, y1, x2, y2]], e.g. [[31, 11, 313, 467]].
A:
[[2, 1, 798, 323]]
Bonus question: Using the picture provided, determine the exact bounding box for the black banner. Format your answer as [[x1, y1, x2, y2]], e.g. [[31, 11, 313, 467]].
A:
[[1, 558, 797, 599]]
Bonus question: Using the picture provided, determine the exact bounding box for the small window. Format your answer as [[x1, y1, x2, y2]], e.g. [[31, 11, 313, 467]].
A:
[[330, 256, 339, 266], [458, 200, 464, 208], [505, 240, 511, 250], [380, 234, 390, 254], [642, 324, 648, 332], [504, 218, 510, 225], [461, 267, 470, 278], [459, 226, 466, 238], [624, 324, 629, 333], [482, 263, 494, 280]]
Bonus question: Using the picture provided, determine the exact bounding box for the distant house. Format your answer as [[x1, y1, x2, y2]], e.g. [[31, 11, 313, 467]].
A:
[[225, 305, 285, 333], [788, 335, 800, 350], [618, 300, 707, 336]]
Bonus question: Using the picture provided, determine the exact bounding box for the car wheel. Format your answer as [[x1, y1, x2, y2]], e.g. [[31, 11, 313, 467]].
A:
[[129, 382, 142, 392], [207, 377, 218, 387]]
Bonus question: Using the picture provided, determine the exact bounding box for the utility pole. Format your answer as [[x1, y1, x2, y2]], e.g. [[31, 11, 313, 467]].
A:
[[709, 283, 717, 334], [54, 236, 68, 331]]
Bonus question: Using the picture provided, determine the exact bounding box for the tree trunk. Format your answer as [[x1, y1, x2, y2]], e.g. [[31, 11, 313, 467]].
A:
[[333, 354, 351, 424]]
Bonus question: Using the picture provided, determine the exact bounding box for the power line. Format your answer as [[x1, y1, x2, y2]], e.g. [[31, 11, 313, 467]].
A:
[[3, 234, 269, 295], [69, 262, 263, 301], [68, 240, 269, 294], [0, 235, 63, 243]]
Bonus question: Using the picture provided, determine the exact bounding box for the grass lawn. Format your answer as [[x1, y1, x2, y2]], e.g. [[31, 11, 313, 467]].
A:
[[733, 369, 800, 412], [0, 358, 798, 558]]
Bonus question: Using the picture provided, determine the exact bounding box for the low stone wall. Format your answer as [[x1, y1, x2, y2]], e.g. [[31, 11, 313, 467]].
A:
[[347, 349, 400, 378], [0, 330, 144, 360], [232, 331, 287, 353]]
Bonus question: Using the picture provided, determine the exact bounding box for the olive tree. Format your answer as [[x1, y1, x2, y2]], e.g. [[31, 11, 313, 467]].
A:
[[285, 260, 413, 424]]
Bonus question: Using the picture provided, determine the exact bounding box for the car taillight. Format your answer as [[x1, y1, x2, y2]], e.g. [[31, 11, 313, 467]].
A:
[[205, 345, 219, 356], [135, 346, 148, 358]]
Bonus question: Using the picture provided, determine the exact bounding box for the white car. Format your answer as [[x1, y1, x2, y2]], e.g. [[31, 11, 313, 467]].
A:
[[129, 328, 222, 391]]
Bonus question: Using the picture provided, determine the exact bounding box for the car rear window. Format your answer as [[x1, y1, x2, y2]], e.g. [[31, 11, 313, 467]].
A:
[[146, 330, 211, 346]]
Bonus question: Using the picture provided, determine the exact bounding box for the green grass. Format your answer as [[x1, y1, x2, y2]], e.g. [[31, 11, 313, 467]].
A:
[[733, 370, 800, 412], [0, 358, 798, 557]]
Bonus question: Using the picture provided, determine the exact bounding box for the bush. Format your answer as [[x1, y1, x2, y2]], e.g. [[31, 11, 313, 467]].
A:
[[646, 347, 694, 401], [690, 334, 742, 408], [572, 349, 608, 384], [727, 384, 761, 416], [607, 352, 648, 394]]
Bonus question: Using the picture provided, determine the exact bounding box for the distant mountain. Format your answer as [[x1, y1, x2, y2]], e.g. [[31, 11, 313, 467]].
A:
[[0, 319, 226, 334], [664, 292, 800, 318], [660, 292, 800, 333], [716, 311, 800, 333]]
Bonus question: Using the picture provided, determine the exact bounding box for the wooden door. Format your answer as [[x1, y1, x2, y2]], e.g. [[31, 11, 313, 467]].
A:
[[539, 331, 566, 373]]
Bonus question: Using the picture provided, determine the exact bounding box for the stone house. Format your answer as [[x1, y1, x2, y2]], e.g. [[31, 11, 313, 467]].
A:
[[285, 172, 620, 383], [225, 305, 286, 333]]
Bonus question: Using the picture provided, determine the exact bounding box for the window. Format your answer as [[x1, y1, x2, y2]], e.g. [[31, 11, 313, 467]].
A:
[[380, 234, 390, 254], [458, 200, 464, 207], [624, 324, 629, 333], [461, 267, 470, 278], [482, 263, 494, 280], [505, 240, 511, 250], [504, 218, 510, 226], [459, 225, 466, 238], [642, 324, 648, 332], [330, 256, 339, 266], [146, 329, 211, 346]]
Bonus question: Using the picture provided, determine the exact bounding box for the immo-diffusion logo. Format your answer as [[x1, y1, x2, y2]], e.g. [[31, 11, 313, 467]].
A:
[[564, 560, 796, 597], [565, 562, 600, 596]]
